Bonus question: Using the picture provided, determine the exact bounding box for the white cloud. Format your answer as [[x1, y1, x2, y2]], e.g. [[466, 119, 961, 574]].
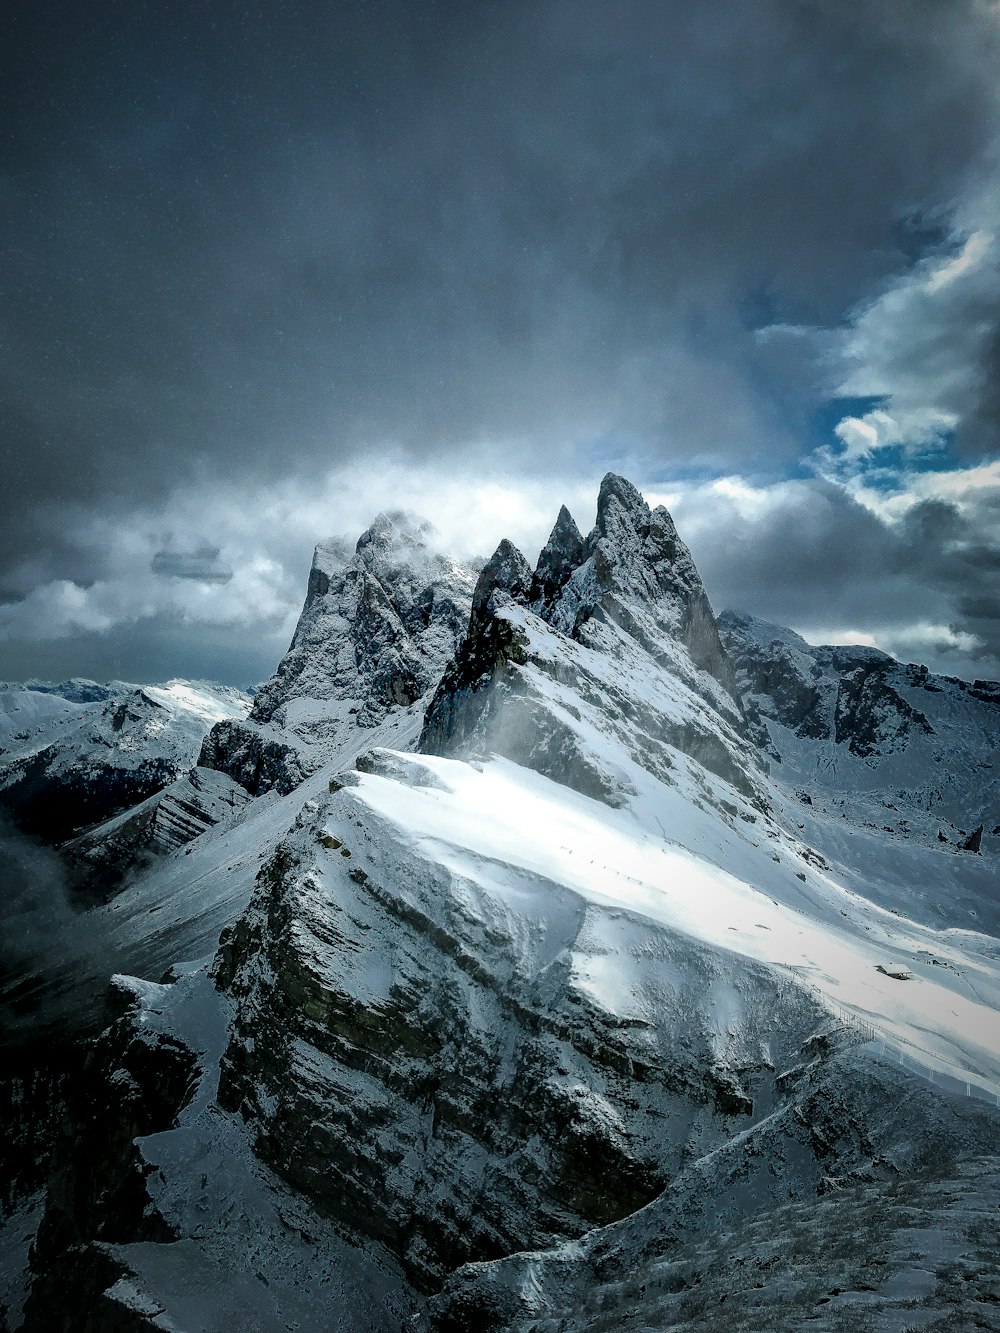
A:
[[827, 201, 1000, 471]]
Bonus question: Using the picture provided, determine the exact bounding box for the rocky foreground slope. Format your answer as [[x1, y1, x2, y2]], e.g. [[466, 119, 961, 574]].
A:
[[1, 476, 998, 1332]]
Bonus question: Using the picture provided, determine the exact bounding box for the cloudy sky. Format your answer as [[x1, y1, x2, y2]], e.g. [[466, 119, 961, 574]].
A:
[[3, 0, 999, 686]]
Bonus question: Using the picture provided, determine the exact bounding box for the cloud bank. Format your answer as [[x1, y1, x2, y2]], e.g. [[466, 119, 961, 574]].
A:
[[2, 1, 999, 683]]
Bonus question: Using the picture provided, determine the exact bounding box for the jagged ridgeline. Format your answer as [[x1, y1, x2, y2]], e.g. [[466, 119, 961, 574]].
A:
[[3, 475, 999, 1332], [422, 472, 761, 805]]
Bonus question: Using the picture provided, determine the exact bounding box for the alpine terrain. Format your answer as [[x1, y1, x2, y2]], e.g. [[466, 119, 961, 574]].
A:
[[1, 478, 997, 1332]]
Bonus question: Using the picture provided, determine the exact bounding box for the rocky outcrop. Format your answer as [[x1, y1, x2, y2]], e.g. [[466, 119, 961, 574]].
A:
[[548, 475, 739, 701], [22, 980, 200, 1331], [718, 613, 942, 760], [530, 505, 586, 616], [426, 1138, 1000, 1332], [198, 720, 305, 797], [200, 514, 478, 793], [833, 665, 934, 758], [422, 474, 758, 804]]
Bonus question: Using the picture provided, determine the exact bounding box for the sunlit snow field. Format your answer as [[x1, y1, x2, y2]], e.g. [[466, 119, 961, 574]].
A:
[[354, 753, 1000, 1101]]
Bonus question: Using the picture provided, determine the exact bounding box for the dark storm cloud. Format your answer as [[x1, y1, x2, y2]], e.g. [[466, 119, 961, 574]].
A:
[[3, 0, 999, 681], [685, 476, 1000, 673], [3, 5, 998, 533]]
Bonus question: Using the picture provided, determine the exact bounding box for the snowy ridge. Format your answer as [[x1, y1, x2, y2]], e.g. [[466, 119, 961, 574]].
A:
[[0, 679, 250, 846]]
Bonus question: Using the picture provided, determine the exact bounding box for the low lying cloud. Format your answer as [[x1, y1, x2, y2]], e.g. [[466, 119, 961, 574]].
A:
[[0, 812, 125, 1044], [2, 454, 998, 686], [151, 544, 233, 583]]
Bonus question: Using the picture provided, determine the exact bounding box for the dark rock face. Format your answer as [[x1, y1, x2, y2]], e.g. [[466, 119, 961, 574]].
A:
[[199, 719, 305, 797], [0, 1047, 79, 1217], [834, 666, 934, 758], [724, 633, 827, 739], [719, 612, 937, 758], [0, 743, 179, 846], [530, 506, 586, 615], [22, 989, 200, 1331], [63, 766, 253, 901], [959, 824, 984, 853], [420, 541, 534, 758], [0, 686, 245, 850]]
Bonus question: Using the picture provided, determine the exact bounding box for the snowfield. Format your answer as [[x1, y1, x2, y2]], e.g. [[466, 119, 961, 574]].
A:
[[351, 751, 1000, 1100]]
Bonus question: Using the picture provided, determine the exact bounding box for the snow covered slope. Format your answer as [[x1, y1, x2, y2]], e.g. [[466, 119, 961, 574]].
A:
[[0, 679, 250, 845]]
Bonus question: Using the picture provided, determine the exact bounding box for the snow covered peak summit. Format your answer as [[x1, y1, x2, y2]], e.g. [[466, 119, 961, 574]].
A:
[[543, 473, 738, 700], [198, 512, 480, 794], [422, 476, 757, 804], [253, 511, 478, 729]]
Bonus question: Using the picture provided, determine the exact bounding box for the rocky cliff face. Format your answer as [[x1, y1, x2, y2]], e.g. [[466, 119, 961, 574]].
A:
[[199, 513, 478, 797], [422, 474, 757, 805], [214, 767, 828, 1291]]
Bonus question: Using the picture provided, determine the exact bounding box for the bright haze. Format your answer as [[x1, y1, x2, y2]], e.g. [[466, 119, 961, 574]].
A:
[[3, 0, 999, 686]]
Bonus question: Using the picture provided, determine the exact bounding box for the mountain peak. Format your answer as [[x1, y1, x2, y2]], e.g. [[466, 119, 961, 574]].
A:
[[594, 472, 649, 540], [531, 505, 586, 614], [355, 510, 435, 558], [472, 539, 533, 615]]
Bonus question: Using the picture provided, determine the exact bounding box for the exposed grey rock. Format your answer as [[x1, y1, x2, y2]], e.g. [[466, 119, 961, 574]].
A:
[[198, 720, 305, 797], [422, 474, 757, 804], [0, 683, 249, 847], [426, 1145, 1000, 1332], [253, 513, 476, 727], [959, 824, 984, 853], [530, 506, 586, 616], [22, 981, 200, 1331], [718, 610, 1000, 863], [833, 665, 933, 758], [201, 514, 478, 793]]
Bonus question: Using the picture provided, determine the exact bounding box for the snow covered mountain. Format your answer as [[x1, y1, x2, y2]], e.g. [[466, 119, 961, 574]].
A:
[[719, 611, 1000, 934], [2, 477, 998, 1332], [199, 511, 478, 796], [0, 679, 250, 849]]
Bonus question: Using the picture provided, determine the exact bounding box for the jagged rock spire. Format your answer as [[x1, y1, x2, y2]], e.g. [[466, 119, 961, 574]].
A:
[[531, 505, 586, 614], [472, 538, 533, 615]]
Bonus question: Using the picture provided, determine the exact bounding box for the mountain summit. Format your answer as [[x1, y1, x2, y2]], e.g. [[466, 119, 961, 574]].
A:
[[423, 473, 755, 802]]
